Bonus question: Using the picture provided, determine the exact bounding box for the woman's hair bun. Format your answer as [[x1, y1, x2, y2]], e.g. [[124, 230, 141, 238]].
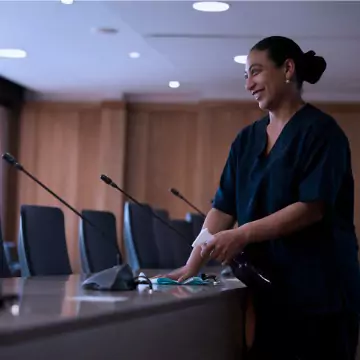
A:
[[301, 50, 327, 84]]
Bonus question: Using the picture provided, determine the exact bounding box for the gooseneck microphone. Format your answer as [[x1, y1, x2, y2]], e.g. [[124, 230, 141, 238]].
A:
[[2, 153, 151, 291], [100, 175, 190, 242], [2, 153, 99, 229], [2, 153, 110, 248], [169, 188, 206, 218]]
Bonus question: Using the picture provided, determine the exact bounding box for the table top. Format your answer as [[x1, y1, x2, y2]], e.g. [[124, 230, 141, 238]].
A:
[[0, 269, 246, 345]]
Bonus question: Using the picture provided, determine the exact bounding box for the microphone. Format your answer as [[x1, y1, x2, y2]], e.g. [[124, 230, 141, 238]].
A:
[[2, 153, 97, 229], [169, 188, 206, 218], [2, 153, 23, 170], [100, 175, 191, 242], [2, 153, 151, 292]]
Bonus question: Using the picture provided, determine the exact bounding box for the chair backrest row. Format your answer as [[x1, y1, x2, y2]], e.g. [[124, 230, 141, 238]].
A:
[[153, 209, 177, 269], [16, 205, 121, 276], [9, 203, 206, 277]]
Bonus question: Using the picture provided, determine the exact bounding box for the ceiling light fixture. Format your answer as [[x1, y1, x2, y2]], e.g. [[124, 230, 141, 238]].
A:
[[234, 55, 247, 64], [93, 27, 119, 35], [0, 49, 27, 59], [192, 1, 230, 12], [61, 0, 74, 4], [129, 52, 140, 59], [169, 81, 180, 89]]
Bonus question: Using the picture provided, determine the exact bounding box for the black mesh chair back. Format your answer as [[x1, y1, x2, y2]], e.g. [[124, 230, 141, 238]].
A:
[[152, 209, 177, 269], [123, 201, 160, 270], [185, 212, 205, 239], [170, 220, 194, 268], [79, 210, 122, 274], [18, 205, 72, 276]]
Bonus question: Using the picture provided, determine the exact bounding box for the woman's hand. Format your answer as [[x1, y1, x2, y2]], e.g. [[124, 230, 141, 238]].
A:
[[200, 228, 248, 264], [157, 263, 200, 282]]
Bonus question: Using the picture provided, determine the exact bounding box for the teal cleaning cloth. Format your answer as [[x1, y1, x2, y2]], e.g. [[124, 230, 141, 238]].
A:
[[151, 277, 211, 285]]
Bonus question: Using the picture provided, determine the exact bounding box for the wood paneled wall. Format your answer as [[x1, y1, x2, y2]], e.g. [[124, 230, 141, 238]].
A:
[[9, 100, 360, 272], [14, 102, 127, 272], [125, 102, 263, 219]]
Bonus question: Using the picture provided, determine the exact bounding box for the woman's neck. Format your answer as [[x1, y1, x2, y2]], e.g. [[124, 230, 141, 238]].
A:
[[269, 96, 306, 125]]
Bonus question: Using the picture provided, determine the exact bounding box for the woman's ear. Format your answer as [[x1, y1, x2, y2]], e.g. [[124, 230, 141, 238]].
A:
[[284, 58, 296, 81]]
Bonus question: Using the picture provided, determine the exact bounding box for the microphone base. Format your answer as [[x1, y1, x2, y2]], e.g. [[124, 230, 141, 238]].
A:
[[81, 264, 137, 291], [0, 294, 19, 309]]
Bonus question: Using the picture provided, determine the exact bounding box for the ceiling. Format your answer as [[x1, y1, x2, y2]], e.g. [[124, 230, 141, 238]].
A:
[[1, 0, 360, 102]]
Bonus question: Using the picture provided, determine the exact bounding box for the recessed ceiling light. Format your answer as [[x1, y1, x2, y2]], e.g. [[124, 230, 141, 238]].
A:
[[192, 2, 230, 12], [0, 49, 27, 59], [61, 0, 74, 4], [93, 27, 119, 35], [169, 81, 180, 89], [234, 55, 247, 64], [129, 52, 140, 59]]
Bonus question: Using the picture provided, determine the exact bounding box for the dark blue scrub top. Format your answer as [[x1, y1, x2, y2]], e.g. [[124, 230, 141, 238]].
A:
[[213, 103, 360, 313]]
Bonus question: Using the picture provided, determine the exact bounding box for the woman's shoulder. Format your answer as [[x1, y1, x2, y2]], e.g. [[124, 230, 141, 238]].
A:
[[303, 104, 348, 141]]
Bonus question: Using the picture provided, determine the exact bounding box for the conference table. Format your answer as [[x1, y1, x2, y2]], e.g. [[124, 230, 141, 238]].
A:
[[0, 269, 247, 360]]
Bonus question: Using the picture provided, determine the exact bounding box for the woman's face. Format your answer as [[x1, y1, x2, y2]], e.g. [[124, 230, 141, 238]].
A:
[[245, 49, 294, 111]]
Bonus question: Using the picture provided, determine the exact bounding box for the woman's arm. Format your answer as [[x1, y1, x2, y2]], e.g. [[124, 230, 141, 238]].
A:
[[241, 201, 324, 244], [203, 208, 236, 234], [186, 208, 235, 268], [201, 201, 324, 263]]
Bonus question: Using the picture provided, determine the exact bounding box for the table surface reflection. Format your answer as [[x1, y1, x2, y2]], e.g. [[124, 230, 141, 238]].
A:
[[0, 269, 245, 344]]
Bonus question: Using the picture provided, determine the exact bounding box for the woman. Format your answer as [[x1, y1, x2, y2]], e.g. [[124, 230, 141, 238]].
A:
[[165, 36, 360, 359]]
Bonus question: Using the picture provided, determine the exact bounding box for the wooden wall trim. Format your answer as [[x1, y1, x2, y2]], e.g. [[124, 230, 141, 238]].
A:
[[199, 100, 360, 113], [25, 102, 101, 111], [198, 100, 259, 110], [25, 100, 360, 113], [126, 100, 360, 114], [101, 101, 126, 110], [126, 102, 199, 112], [314, 102, 360, 113], [24, 101, 126, 112]]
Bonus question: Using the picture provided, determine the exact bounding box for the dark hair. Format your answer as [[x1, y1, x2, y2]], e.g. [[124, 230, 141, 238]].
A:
[[251, 36, 327, 88]]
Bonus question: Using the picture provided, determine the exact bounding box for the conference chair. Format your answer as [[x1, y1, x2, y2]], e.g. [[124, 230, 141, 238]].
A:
[[123, 201, 160, 271], [185, 212, 205, 239], [0, 222, 11, 278], [152, 209, 177, 269], [170, 220, 194, 268], [18, 205, 72, 276], [79, 210, 122, 274]]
